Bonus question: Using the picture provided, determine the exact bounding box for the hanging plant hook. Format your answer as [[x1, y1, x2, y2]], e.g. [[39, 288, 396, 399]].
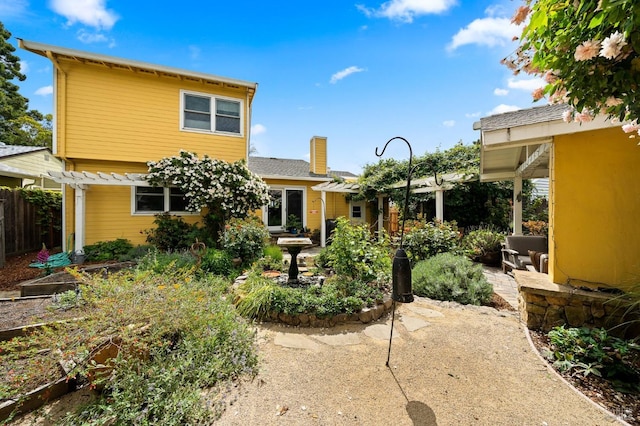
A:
[[375, 136, 413, 248]]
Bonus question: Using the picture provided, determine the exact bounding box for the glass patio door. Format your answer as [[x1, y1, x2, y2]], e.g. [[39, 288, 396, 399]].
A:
[[266, 188, 304, 231]]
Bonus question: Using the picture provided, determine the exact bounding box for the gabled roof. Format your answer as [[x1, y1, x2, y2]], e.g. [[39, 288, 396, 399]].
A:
[[18, 39, 257, 92], [0, 144, 48, 159], [248, 156, 355, 181]]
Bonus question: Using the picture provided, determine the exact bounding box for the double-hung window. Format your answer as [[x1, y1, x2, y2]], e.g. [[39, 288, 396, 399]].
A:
[[182, 91, 242, 135], [133, 187, 191, 214]]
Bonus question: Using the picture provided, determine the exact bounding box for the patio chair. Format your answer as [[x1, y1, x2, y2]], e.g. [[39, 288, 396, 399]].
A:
[[501, 235, 548, 273]]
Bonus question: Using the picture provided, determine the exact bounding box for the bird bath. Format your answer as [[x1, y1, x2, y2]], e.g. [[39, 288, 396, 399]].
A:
[[277, 237, 313, 284]]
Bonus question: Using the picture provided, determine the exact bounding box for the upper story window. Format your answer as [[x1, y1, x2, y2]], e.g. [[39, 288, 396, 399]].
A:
[[133, 186, 193, 214], [181, 91, 242, 135]]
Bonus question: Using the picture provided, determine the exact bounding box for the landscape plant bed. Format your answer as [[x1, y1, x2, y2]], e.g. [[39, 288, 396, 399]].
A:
[[529, 329, 640, 425], [0, 296, 81, 332], [19, 262, 136, 297]]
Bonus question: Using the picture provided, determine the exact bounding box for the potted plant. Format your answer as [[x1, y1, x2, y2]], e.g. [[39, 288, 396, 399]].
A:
[[286, 214, 302, 235], [463, 228, 505, 266]]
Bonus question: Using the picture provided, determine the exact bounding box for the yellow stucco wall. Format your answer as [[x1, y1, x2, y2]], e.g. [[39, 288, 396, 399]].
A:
[[55, 60, 251, 164], [550, 127, 640, 290]]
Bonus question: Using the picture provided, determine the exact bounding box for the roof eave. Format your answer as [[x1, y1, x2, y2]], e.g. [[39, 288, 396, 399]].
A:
[[18, 39, 258, 91]]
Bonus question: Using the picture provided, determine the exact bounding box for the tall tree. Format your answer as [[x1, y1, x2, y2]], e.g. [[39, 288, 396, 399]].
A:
[[505, 1, 640, 133], [0, 21, 29, 143]]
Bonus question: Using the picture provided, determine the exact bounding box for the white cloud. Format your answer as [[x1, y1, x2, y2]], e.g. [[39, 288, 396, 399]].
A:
[[77, 29, 109, 44], [35, 85, 53, 96], [494, 88, 508, 96], [488, 104, 520, 115], [50, 0, 119, 30], [357, 0, 457, 23], [18, 61, 29, 74], [0, 0, 28, 18], [251, 124, 267, 135], [465, 111, 481, 118], [442, 120, 455, 127], [330, 66, 365, 84], [448, 17, 520, 51], [507, 77, 546, 91]]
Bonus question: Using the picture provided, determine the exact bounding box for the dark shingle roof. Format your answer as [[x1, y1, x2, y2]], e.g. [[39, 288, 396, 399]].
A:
[[0, 144, 47, 159], [479, 104, 569, 131], [248, 156, 357, 180]]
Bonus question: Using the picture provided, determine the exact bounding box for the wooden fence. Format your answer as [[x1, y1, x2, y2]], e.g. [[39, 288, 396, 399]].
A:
[[0, 189, 62, 265]]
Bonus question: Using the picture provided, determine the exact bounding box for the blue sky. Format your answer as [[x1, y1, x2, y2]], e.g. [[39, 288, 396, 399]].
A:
[[2, 0, 545, 173]]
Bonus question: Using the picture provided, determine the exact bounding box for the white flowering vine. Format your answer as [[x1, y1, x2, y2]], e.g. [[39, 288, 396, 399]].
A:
[[146, 150, 270, 220]]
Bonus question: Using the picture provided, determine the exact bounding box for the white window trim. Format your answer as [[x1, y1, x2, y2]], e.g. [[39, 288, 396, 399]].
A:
[[262, 185, 307, 231], [350, 200, 366, 221], [180, 89, 244, 137], [131, 186, 199, 216]]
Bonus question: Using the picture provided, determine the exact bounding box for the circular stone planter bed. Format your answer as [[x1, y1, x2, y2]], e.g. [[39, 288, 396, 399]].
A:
[[233, 272, 394, 328]]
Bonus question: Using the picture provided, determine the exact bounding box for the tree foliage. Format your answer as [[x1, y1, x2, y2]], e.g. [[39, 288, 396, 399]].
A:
[[356, 141, 532, 230], [0, 22, 52, 147], [506, 1, 640, 133]]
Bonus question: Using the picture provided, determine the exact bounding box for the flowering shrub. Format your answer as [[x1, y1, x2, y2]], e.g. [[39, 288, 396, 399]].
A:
[[505, 1, 640, 135], [146, 150, 270, 219], [219, 216, 270, 266], [402, 219, 462, 265]]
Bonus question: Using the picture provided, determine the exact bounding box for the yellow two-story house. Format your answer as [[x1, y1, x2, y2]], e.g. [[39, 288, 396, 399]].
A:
[[20, 40, 386, 254]]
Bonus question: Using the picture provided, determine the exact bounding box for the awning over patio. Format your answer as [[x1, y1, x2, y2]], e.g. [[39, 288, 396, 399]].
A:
[[475, 104, 619, 233]]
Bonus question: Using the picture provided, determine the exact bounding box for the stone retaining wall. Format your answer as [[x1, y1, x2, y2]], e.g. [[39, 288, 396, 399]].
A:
[[514, 270, 638, 338], [262, 297, 394, 327]]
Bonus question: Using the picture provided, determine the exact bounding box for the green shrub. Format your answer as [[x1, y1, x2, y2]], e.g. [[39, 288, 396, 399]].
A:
[[143, 212, 200, 251], [546, 326, 640, 391], [263, 245, 283, 263], [403, 220, 462, 264], [83, 238, 134, 262], [200, 248, 233, 276], [136, 249, 198, 274], [120, 244, 154, 261], [313, 247, 330, 269], [412, 253, 493, 305], [326, 217, 391, 283], [462, 227, 505, 257], [220, 216, 270, 266]]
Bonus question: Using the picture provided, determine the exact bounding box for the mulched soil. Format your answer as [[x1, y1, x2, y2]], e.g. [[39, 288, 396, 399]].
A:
[[529, 330, 640, 425], [0, 250, 47, 291]]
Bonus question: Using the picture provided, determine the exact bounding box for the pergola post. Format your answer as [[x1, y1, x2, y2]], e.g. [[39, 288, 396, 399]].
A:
[[320, 190, 327, 247], [435, 189, 444, 222], [513, 176, 523, 235], [74, 185, 86, 255]]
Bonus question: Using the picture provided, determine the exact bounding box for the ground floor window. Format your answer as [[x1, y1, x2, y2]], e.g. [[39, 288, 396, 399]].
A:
[[133, 186, 192, 214], [350, 200, 366, 221], [264, 187, 305, 231]]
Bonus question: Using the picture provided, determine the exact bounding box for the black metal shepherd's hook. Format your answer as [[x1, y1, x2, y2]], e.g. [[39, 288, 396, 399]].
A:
[[375, 136, 413, 249], [375, 136, 415, 369]]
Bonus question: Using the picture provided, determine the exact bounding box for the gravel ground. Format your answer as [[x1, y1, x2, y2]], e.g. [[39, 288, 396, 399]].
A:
[[216, 297, 620, 426]]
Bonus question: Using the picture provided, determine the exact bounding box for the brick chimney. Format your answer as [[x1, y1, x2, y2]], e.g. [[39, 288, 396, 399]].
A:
[[309, 136, 327, 175]]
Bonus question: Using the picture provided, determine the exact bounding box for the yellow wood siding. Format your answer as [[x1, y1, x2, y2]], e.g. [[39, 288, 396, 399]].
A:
[[310, 136, 327, 175], [64, 159, 201, 247], [56, 61, 250, 163], [550, 127, 640, 290]]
